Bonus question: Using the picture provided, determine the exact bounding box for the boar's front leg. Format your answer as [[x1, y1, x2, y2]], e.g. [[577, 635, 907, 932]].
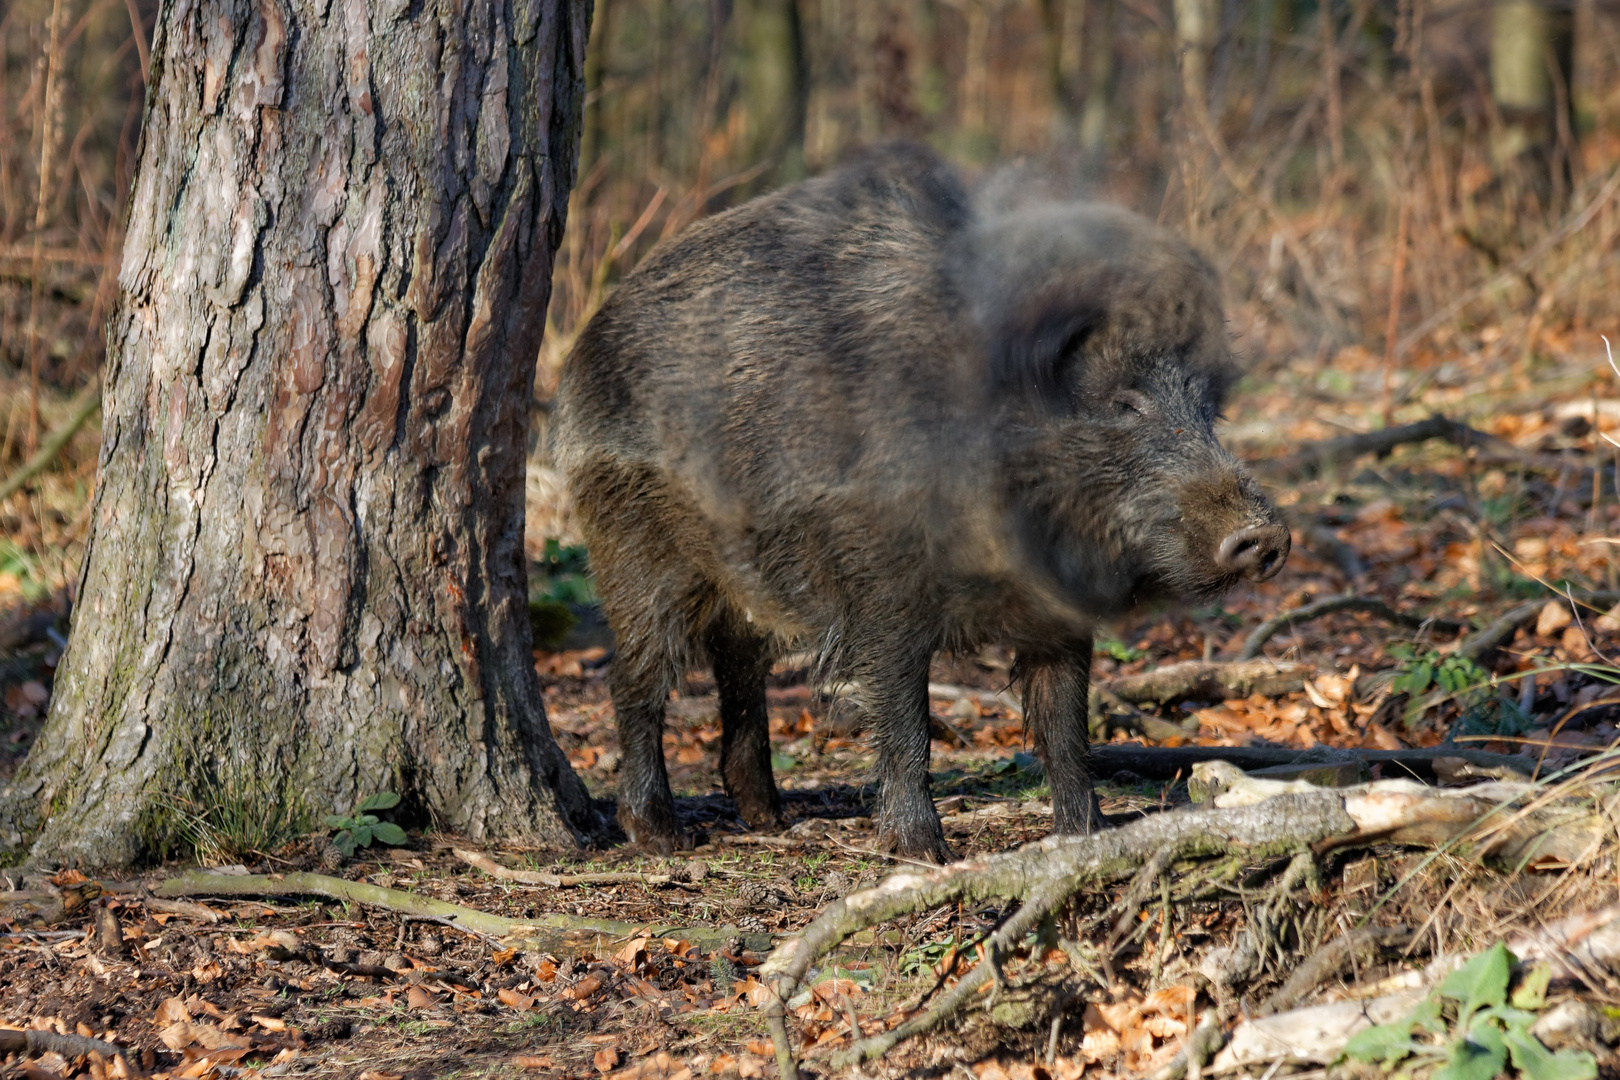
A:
[[1019, 639, 1107, 836], [862, 643, 954, 864], [708, 621, 784, 830]]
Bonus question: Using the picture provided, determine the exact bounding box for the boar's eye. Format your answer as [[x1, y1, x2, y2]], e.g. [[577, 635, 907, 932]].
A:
[[1113, 390, 1151, 419]]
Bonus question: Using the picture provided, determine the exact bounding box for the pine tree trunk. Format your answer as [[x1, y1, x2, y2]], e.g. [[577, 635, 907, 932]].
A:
[[0, 0, 598, 867]]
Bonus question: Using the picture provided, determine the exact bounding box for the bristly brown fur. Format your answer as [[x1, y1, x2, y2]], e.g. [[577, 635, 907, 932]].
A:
[[556, 141, 1288, 861]]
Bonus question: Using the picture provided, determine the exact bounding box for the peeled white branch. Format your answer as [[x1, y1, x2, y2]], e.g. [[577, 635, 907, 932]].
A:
[[1215, 905, 1620, 1069]]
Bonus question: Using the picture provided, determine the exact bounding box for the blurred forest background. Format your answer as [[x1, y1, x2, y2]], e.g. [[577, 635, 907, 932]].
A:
[[3, 0, 1619, 595]]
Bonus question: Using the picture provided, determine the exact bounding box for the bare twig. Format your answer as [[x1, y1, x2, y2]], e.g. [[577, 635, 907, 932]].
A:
[[0, 380, 100, 504], [1258, 924, 1414, 1015]]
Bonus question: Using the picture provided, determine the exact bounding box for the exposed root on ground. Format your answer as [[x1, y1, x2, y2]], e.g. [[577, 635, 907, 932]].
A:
[[155, 868, 771, 954]]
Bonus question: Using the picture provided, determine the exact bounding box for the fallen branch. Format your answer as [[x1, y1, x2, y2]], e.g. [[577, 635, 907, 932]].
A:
[[1259, 413, 1598, 480], [1456, 591, 1620, 661], [0, 1027, 129, 1066], [759, 765, 1599, 1074], [1216, 904, 1620, 1068], [1094, 743, 1531, 782], [0, 381, 100, 504], [1107, 659, 1309, 705], [760, 792, 1359, 1076], [1090, 685, 1196, 743], [1240, 595, 1465, 660], [156, 870, 770, 955], [1286, 511, 1367, 583]]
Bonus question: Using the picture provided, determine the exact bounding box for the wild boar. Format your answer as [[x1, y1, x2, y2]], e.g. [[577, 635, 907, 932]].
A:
[[555, 143, 1288, 862]]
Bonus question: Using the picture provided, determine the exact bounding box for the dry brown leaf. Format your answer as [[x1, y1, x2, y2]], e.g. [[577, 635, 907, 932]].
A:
[[405, 985, 437, 1010], [251, 1014, 288, 1032], [594, 1046, 621, 1073], [615, 935, 651, 967], [498, 987, 535, 1011], [229, 929, 300, 954], [155, 997, 191, 1025], [736, 1055, 766, 1079], [568, 972, 605, 1000], [357, 1072, 404, 1080], [516, 1056, 558, 1070], [1365, 721, 1405, 750], [1537, 600, 1574, 637]]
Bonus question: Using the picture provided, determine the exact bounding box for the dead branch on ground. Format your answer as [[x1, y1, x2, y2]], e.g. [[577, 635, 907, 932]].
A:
[[758, 764, 1606, 1076], [1456, 591, 1620, 661], [0, 1028, 130, 1068], [1260, 414, 1575, 478], [1218, 904, 1620, 1068], [1107, 659, 1309, 705]]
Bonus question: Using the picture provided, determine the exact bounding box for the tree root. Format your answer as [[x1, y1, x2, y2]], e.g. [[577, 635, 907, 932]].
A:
[[452, 847, 707, 888], [1239, 594, 1465, 660], [155, 869, 772, 955]]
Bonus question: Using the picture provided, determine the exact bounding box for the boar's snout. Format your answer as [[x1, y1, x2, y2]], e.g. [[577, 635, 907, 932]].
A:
[[1215, 522, 1290, 581]]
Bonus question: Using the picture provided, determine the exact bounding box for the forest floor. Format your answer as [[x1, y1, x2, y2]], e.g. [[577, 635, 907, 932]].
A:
[[9, 342, 1620, 1079]]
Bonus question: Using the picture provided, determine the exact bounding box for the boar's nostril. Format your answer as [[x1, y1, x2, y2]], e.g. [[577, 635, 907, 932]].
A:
[[1216, 524, 1291, 581]]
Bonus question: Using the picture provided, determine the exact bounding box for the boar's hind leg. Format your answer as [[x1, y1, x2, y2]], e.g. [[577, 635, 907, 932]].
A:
[[708, 622, 784, 830], [610, 643, 686, 853], [1019, 641, 1107, 836], [863, 648, 954, 864]]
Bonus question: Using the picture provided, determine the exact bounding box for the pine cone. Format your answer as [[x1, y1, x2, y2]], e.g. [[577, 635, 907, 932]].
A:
[[319, 842, 346, 871], [737, 915, 768, 934], [737, 880, 774, 906]]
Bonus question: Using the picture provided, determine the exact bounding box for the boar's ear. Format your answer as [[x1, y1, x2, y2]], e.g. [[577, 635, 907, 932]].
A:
[[991, 307, 1105, 408]]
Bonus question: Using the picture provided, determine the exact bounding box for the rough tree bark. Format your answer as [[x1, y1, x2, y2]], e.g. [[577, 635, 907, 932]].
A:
[[0, 0, 598, 866]]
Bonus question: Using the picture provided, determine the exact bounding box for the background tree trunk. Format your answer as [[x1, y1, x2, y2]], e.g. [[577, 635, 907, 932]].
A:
[[734, 0, 807, 186], [1490, 0, 1575, 185], [0, 0, 598, 866]]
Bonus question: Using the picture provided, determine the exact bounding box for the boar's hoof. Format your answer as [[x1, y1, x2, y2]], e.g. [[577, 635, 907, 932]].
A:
[[875, 821, 955, 865], [617, 805, 692, 855], [730, 790, 785, 832]]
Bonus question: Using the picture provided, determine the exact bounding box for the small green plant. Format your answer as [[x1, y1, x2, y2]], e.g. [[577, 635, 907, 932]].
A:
[[530, 539, 599, 648], [1387, 643, 1522, 737], [0, 540, 53, 602], [1342, 941, 1595, 1080], [1095, 634, 1146, 662], [325, 791, 408, 858]]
